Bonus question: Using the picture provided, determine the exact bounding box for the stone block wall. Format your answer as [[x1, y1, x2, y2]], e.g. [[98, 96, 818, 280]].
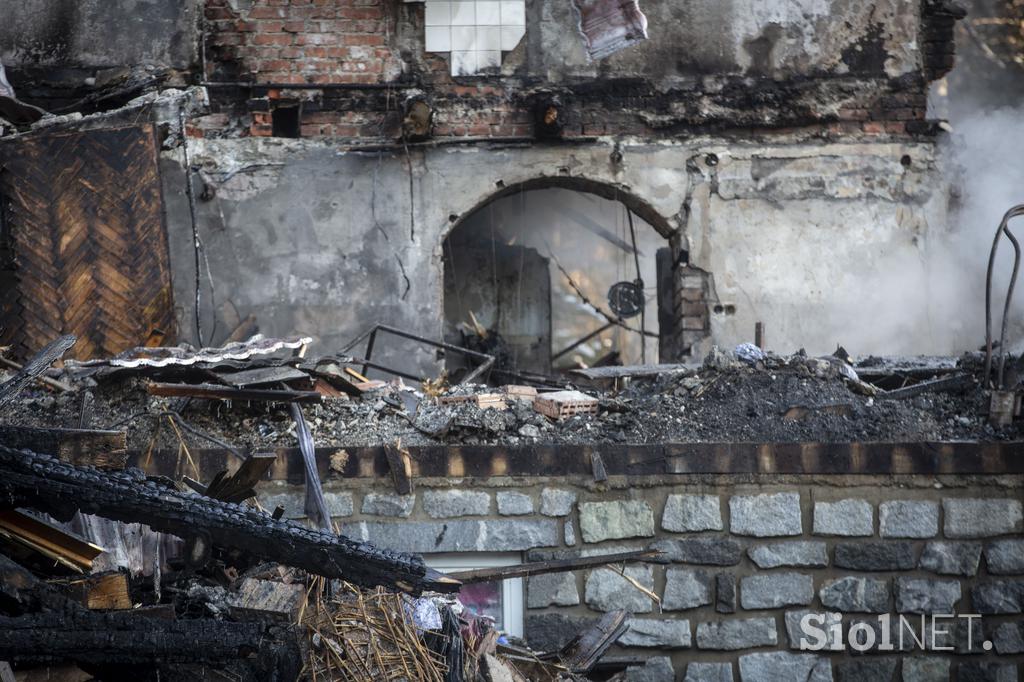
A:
[[262, 478, 1024, 681]]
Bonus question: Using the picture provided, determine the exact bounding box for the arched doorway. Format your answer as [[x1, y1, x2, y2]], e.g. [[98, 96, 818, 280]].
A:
[[441, 185, 673, 382]]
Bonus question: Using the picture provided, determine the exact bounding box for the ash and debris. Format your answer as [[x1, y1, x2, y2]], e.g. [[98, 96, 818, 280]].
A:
[[1, 345, 1016, 451]]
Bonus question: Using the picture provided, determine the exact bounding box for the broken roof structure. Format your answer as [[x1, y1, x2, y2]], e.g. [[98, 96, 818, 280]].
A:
[[1, 0, 1023, 680]]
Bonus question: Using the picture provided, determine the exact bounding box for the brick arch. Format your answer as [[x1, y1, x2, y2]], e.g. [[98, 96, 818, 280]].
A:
[[439, 176, 708, 362], [440, 175, 678, 245]]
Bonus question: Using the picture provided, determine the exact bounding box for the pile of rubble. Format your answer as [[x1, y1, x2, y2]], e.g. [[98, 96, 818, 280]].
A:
[[0, 334, 666, 681], [1, 333, 1013, 458]]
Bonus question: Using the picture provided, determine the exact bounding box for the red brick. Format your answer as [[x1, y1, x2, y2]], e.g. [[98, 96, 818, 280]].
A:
[[862, 121, 885, 134], [252, 33, 293, 45], [884, 121, 907, 134], [283, 21, 306, 32], [339, 7, 382, 19], [247, 7, 284, 19], [258, 59, 294, 72], [296, 33, 341, 45], [345, 34, 384, 46]]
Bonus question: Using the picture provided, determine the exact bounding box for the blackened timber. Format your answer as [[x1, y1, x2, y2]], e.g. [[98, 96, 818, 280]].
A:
[[449, 550, 661, 584], [0, 445, 459, 594], [147, 382, 321, 403], [203, 452, 277, 503], [129, 441, 1024, 482], [0, 335, 75, 409], [0, 426, 127, 469], [0, 610, 264, 667], [558, 610, 629, 673]]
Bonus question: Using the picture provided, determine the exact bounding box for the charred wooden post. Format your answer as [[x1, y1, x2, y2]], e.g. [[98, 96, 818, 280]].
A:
[[0, 335, 75, 409], [0, 445, 459, 594], [0, 610, 265, 667]]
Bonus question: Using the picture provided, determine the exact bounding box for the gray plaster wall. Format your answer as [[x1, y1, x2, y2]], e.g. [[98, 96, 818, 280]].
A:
[[162, 137, 951, 369], [527, 0, 922, 82], [0, 0, 198, 69]]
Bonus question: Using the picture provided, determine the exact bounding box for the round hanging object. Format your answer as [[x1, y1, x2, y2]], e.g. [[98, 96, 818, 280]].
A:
[[607, 280, 645, 318]]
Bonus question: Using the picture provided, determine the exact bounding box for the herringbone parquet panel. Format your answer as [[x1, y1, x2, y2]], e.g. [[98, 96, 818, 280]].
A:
[[0, 124, 176, 361]]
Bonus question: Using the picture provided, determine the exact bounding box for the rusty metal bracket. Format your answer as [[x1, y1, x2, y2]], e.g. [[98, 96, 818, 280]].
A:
[[340, 324, 494, 385]]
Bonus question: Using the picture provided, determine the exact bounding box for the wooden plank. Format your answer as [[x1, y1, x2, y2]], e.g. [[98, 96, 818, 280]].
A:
[[65, 572, 132, 610], [0, 510, 104, 573], [146, 382, 321, 403], [0, 426, 128, 469], [558, 610, 628, 672], [229, 578, 304, 620], [448, 550, 661, 584], [384, 442, 414, 495], [204, 452, 277, 504], [128, 441, 1024, 481]]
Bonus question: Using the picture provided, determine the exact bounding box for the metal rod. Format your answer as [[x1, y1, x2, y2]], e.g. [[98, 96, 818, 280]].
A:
[[179, 110, 204, 347], [984, 205, 1024, 388], [552, 321, 616, 362], [626, 208, 645, 364], [340, 324, 495, 385], [361, 328, 378, 378], [755, 322, 765, 350]]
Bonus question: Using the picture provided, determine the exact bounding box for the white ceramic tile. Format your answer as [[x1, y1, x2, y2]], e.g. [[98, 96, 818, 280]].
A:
[[450, 26, 477, 51], [499, 24, 525, 50], [475, 26, 501, 51], [425, 26, 452, 51], [478, 50, 501, 70], [450, 0, 476, 25], [424, 1, 450, 25], [451, 50, 478, 75], [499, 0, 525, 26], [475, 1, 501, 25]]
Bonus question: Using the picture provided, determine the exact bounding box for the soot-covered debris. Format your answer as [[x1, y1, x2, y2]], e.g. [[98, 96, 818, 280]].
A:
[[0, 345, 1015, 450]]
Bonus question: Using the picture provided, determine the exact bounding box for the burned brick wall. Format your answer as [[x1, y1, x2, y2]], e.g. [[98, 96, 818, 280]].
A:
[[191, 0, 962, 142]]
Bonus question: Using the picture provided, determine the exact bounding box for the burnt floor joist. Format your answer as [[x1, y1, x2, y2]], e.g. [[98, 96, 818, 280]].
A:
[[130, 441, 1024, 482]]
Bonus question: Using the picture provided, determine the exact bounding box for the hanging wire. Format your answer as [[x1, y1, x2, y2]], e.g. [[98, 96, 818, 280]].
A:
[[179, 110, 206, 346]]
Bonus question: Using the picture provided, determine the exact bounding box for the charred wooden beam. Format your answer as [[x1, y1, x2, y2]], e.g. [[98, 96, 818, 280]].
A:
[[203, 452, 277, 504], [558, 610, 628, 673], [0, 336, 75, 409], [0, 426, 127, 469], [0, 610, 264, 667], [384, 442, 414, 495], [0, 510, 104, 573], [448, 549, 660, 585], [0, 445, 459, 594], [146, 382, 321, 403]]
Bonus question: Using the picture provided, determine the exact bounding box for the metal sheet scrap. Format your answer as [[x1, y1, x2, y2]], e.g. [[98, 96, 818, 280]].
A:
[[571, 0, 649, 60]]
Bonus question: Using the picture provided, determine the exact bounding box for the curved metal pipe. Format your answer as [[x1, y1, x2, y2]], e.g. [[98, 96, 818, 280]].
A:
[[984, 204, 1024, 388]]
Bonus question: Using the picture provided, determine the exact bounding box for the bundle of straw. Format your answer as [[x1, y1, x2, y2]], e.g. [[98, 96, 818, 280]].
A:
[[301, 581, 448, 682]]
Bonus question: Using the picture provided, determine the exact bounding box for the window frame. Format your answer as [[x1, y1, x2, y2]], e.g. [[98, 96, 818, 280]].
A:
[[424, 551, 524, 638]]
